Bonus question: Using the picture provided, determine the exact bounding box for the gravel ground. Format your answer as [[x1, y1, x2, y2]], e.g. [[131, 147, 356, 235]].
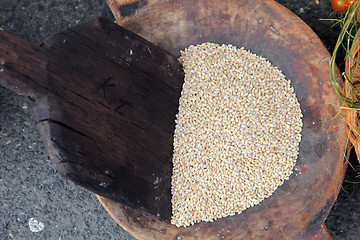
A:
[[1, 0, 360, 239]]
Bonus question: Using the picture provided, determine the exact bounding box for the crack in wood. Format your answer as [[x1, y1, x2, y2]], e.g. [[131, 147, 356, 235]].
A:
[[40, 118, 96, 143], [129, 121, 146, 131]]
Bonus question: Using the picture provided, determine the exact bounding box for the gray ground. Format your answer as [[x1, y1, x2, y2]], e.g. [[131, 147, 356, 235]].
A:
[[1, 0, 360, 239]]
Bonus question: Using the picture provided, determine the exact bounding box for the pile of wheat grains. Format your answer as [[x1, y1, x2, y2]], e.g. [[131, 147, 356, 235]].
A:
[[170, 43, 303, 227]]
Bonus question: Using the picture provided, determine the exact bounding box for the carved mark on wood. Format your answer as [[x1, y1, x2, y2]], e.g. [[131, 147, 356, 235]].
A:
[[115, 99, 133, 115], [96, 77, 116, 99]]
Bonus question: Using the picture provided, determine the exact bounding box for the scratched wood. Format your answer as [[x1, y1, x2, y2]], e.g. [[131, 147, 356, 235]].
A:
[[0, 17, 184, 220], [99, 0, 349, 239]]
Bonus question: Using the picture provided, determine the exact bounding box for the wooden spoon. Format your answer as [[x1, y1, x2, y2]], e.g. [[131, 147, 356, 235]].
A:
[[0, 17, 183, 220]]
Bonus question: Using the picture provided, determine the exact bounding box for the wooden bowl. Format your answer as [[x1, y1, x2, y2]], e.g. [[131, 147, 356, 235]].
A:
[[97, 0, 349, 239]]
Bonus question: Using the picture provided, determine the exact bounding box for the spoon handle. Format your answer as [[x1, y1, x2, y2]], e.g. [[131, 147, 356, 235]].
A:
[[0, 30, 52, 99]]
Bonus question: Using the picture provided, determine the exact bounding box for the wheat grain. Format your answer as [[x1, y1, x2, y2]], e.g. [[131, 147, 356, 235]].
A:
[[171, 43, 303, 227]]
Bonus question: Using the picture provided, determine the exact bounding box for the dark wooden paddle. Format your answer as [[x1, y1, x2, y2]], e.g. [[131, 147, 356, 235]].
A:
[[0, 17, 184, 220]]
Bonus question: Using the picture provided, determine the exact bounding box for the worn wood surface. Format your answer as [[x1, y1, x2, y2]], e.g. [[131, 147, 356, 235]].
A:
[[0, 17, 184, 220], [100, 0, 349, 239]]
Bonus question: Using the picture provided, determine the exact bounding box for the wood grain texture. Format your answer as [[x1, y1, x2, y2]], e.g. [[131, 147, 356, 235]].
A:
[[0, 17, 184, 220], [101, 0, 349, 239]]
